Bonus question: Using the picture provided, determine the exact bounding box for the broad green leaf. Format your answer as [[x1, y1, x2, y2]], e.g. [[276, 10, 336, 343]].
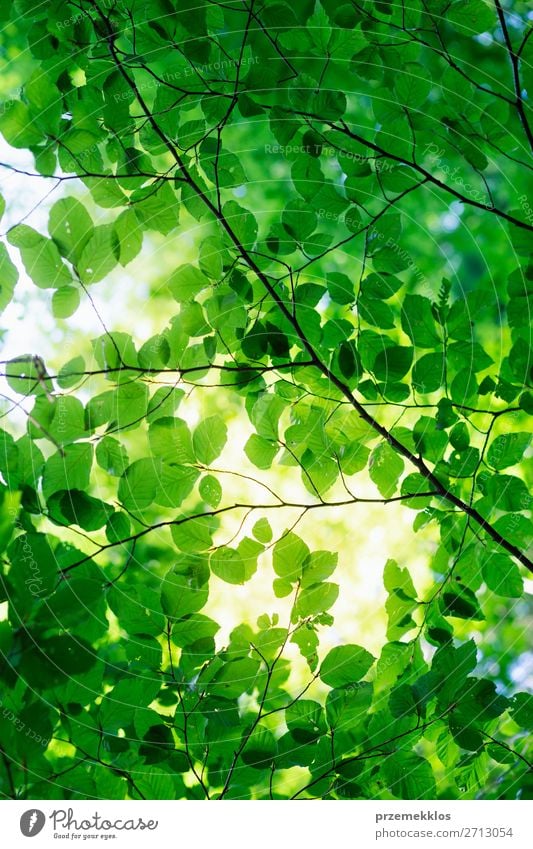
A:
[[114, 208, 143, 266], [252, 518, 273, 543], [373, 344, 413, 382], [412, 352, 445, 393], [401, 295, 441, 348], [384, 559, 418, 640], [0, 243, 18, 313], [286, 699, 325, 743], [294, 582, 339, 618], [77, 225, 118, 284], [199, 474, 222, 507], [382, 752, 436, 800], [326, 681, 373, 733], [320, 644, 375, 688], [441, 585, 484, 621], [149, 417, 195, 464], [510, 693, 533, 731], [7, 532, 58, 606], [369, 441, 404, 498], [482, 553, 523, 598], [171, 515, 214, 552], [161, 563, 209, 618], [8, 227, 72, 288], [52, 285, 80, 318], [210, 537, 263, 585], [223, 200, 257, 246], [42, 443, 93, 498], [95, 435, 129, 476], [301, 550, 338, 588], [394, 64, 431, 108], [118, 458, 161, 513], [168, 264, 210, 302], [0, 100, 43, 148], [273, 531, 310, 581], [487, 433, 531, 471], [193, 415, 227, 464], [244, 434, 279, 469], [57, 356, 85, 389], [48, 489, 113, 531], [282, 199, 317, 241], [251, 393, 286, 441], [48, 197, 93, 263]]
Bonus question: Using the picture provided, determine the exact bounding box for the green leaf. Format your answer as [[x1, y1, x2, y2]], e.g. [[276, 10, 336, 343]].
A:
[[57, 356, 85, 389], [251, 393, 286, 441], [52, 285, 80, 318], [205, 656, 260, 699], [244, 434, 279, 469], [106, 511, 130, 545], [172, 614, 220, 647], [148, 417, 195, 464], [401, 295, 441, 348], [282, 199, 317, 241], [485, 474, 530, 513], [441, 585, 484, 620], [48, 197, 93, 263], [320, 644, 375, 688], [369, 442, 404, 498], [384, 558, 418, 640], [48, 490, 113, 531], [382, 752, 436, 800], [0, 243, 19, 313], [487, 433, 531, 470], [510, 693, 533, 731], [42, 443, 93, 498], [326, 682, 373, 733], [301, 550, 338, 588], [114, 208, 143, 266], [482, 553, 523, 598], [132, 182, 179, 234], [223, 200, 258, 246], [252, 518, 272, 543], [199, 474, 222, 508], [77, 225, 118, 284], [95, 435, 129, 476], [118, 458, 161, 513], [7, 532, 58, 605], [291, 625, 319, 671], [394, 64, 431, 108], [286, 699, 325, 743], [294, 582, 339, 618], [210, 537, 263, 585], [447, 0, 494, 33], [171, 515, 214, 552], [273, 531, 310, 581], [0, 100, 43, 148], [168, 263, 210, 302], [241, 725, 277, 768], [8, 227, 72, 289], [161, 563, 209, 618], [5, 355, 52, 396], [327, 272, 354, 305], [373, 345, 413, 382], [412, 352, 445, 393], [193, 415, 227, 464]]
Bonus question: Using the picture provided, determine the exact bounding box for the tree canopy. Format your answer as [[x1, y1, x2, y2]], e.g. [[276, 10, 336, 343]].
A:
[[0, 0, 531, 801]]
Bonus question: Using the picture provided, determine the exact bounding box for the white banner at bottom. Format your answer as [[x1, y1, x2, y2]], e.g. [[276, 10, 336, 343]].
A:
[[2, 800, 531, 848]]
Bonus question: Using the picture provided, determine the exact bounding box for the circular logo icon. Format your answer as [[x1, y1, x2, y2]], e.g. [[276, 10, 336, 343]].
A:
[[20, 810, 46, 837]]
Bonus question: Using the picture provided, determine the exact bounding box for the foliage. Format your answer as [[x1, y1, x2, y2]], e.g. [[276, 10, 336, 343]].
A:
[[0, 0, 531, 801]]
